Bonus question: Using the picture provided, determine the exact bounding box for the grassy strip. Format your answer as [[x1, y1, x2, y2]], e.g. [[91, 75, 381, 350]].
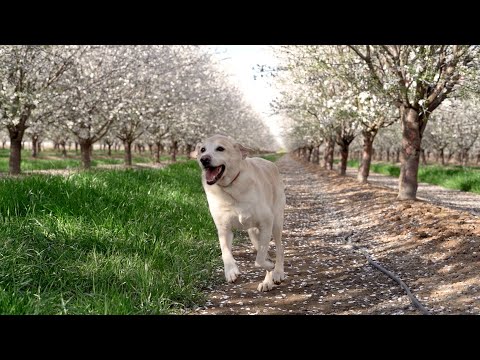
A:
[[258, 152, 286, 163], [0, 149, 187, 172], [0, 160, 220, 314], [347, 159, 480, 194]]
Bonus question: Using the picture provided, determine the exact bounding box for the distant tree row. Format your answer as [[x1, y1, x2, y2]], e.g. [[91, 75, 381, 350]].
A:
[[270, 45, 480, 200], [0, 45, 276, 174]]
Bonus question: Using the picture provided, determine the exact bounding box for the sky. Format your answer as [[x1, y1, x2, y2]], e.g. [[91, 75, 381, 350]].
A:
[[206, 45, 285, 149]]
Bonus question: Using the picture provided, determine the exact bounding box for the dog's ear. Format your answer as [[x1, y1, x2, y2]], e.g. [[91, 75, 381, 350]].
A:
[[190, 143, 201, 159], [235, 143, 252, 160]]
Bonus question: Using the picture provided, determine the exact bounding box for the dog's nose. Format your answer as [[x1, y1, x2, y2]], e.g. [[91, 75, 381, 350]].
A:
[[200, 155, 211, 166]]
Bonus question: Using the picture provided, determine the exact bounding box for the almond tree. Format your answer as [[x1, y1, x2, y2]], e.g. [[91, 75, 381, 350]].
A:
[[318, 46, 399, 182], [101, 134, 119, 156], [24, 96, 60, 157], [147, 46, 277, 159], [25, 119, 49, 157], [114, 45, 191, 165], [0, 45, 80, 174], [433, 97, 480, 165], [376, 123, 403, 163], [349, 45, 479, 199], [55, 45, 130, 169], [271, 45, 363, 175], [423, 101, 457, 165], [133, 45, 212, 163]]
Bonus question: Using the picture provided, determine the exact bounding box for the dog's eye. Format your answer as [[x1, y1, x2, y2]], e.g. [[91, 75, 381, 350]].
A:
[[216, 146, 225, 152], [200, 147, 206, 153]]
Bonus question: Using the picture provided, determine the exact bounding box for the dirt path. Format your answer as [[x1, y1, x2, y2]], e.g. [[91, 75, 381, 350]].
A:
[[190, 155, 480, 315], [345, 168, 480, 217]]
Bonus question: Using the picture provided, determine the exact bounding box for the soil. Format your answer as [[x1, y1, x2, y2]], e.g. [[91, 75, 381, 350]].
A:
[[189, 154, 480, 315]]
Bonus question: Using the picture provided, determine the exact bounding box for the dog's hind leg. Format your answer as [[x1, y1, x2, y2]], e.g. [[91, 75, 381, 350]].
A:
[[255, 220, 276, 292], [271, 216, 285, 285], [254, 223, 274, 272], [257, 214, 285, 292], [248, 227, 260, 252], [218, 228, 240, 283], [248, 227, 273, 262]]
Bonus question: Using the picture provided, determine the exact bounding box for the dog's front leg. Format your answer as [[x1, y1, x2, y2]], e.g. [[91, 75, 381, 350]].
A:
[[218, 228, 240, 283], [255, 220, 277, 292]]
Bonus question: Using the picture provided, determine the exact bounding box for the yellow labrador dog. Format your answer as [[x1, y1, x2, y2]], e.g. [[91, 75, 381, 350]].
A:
[[192, 134, 286, 292]]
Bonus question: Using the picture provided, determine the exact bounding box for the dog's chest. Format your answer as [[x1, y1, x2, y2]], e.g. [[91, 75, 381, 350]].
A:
[[220, 206, 254, 230], [236, 208, 255, 228], [207, 195, 257, 230]]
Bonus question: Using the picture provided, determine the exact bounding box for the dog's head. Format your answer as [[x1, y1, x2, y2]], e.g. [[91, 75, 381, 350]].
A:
[[191, 134, 251, 186]]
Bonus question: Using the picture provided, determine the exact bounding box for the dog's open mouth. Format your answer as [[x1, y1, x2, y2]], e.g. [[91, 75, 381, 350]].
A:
[[205, 165, 225, 185]]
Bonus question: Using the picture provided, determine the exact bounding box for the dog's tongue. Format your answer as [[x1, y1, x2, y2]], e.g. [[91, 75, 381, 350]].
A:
[[206, 166, 222, 182]]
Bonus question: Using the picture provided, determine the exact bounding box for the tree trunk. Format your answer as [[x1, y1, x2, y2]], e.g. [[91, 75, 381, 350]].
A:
[[447, 151, 454, 163], [386, 149, 390, 162], [312, 146, 319, 164], [455, 152, 462, 164], [421, 149, 427, 165], [31, 135, 38, 158], [124, 140, 133, 166], [398, 107, 422, 200], [307, 147, 313, 162], [339, 143, 349, 176], [8, 125, 26, 175], [9, 137, 23, 175], [395, 149, 400, 163], [75, 142, 79, 154], [357, 130, 376, 183], [79, 140, 93, 169], [61, 141, 67, 157], [461, 149, 469, 166], [171, 140, 178, 162], [323, 137, 335, 170], [155, 142, 163, 163]]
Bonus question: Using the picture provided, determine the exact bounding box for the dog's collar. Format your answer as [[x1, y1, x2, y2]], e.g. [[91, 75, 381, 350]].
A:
[[219, 171, 241, 187]]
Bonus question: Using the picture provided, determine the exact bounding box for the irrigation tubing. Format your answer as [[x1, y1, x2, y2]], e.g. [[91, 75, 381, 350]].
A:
[[343, 232, 431, 315]]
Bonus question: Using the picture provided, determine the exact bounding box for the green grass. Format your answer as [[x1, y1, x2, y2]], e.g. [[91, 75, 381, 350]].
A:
[[347, 159, 480, 194], [0, 160, 220, 314], [347, 159, 400, 177], [259, 152, 285, 163], [0, 149, 187, 173]]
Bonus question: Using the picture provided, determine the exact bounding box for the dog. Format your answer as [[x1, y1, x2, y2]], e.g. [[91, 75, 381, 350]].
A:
[[191, 134, 286, 292]]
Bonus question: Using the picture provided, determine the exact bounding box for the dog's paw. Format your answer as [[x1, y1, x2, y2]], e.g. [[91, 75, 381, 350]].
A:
[[257, 281, 273, 292], [224, 263, 240, 283], [272, 269, 285, 284], [257, 271, 274, 292]]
